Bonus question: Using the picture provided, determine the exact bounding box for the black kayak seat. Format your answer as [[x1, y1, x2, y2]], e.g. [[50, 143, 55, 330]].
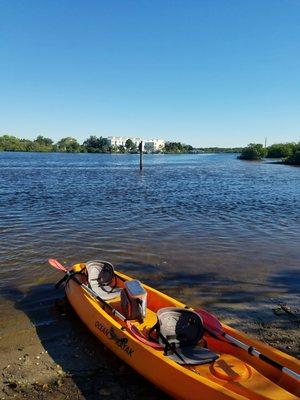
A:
[[155, 307, 219, 365]]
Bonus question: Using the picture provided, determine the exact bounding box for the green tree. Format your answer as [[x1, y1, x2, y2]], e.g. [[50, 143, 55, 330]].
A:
[[130, 142, 138, 152], [291, 151, 300, 165], [57, 137, 81, 152], [163, 142, 193, 153], [98, 137, 110, 152], [0, 135, 30, 151], [125, 138, 134, 151], [284, 142, 300, 165], [33, 135, 54, 151], [83, 135, 110, 152], [238, 143, 267, 160], [34, 135, 53, 146], [22, 139, 36, 151], [267, 143, 294, 158], [83, 136, 101, 152]]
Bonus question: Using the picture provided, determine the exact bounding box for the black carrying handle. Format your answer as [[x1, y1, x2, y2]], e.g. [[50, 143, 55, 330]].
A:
[[55, 274, 70, 289], [55, 270, 77, 289]]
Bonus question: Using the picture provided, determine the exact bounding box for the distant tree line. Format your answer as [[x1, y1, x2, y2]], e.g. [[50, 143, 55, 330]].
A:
[[2, 134, 298, 163], [196, 147, 243, 153], [0, 135, 83, 153], [0, 135, 139, 153], [163, 142, 193, 153], [238, 142, 300, 165], [0, 134, 196, 154]]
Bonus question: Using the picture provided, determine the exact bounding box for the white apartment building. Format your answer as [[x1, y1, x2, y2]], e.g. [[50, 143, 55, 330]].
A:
[[106, 136, 165, 151]]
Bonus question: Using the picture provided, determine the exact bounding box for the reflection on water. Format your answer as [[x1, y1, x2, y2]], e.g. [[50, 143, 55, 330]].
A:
[[0, 152, 299, 328]]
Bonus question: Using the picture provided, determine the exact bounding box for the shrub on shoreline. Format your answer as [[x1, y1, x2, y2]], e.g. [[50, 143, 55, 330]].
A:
[[238, 142, 300, 165], [266, 143, 295, 158], [283, 143, 300, 165], [238, 143, 267, 160]]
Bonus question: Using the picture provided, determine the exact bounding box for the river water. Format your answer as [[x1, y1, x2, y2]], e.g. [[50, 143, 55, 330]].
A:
[[0, 152, 299, 344]]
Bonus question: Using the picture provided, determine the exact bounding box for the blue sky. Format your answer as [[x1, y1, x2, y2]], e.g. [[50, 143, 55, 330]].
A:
[[0, 0, 299, 147]]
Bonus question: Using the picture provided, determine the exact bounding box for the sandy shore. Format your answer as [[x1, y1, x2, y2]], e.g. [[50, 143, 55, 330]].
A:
[[0, 291, 168, 400], [1, 286, 299, 400]]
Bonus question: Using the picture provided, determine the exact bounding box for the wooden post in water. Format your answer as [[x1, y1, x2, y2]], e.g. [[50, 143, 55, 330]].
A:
[[139, 141, 143, 170]]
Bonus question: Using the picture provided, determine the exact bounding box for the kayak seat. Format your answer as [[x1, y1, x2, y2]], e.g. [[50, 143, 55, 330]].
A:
[[86, 260, 121, 301], [166, 346, 219, 365], [151, 307, 219, 365], [90, 285, 121, 301]]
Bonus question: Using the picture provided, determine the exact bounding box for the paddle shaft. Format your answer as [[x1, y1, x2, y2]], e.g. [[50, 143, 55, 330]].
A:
[[196, 308, 300, 381], [222, 332, 300, 381]]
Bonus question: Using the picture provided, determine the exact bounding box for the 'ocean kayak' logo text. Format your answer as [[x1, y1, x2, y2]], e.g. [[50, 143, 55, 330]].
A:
[[95, 321, 134, 357]]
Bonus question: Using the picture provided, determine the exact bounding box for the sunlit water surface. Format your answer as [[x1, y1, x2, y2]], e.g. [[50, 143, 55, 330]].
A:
[[0, 152, 299, 337]]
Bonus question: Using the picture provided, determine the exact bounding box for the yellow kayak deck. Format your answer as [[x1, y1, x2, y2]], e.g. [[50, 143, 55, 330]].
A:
[[65, 266, 300, 400]]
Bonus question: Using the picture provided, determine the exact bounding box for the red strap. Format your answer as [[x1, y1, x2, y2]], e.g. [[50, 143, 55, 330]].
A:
[[126, 321, 162, 350]]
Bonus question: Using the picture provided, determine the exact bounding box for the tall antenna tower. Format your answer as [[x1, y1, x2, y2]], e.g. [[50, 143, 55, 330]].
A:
[[264, 137, 267, 148]]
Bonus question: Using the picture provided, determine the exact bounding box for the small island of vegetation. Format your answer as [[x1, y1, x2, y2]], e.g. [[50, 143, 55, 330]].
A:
[[238, 142, 300, 165], [238, 143, 267, 160]]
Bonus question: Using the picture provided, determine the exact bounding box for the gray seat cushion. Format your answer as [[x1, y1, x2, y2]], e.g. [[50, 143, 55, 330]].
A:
[[91, 284, 121, 300], [155, 307, 218, 365], [157, 307, 204, 347], [167, 347, 218, 365], [86, 260, 121, 300]]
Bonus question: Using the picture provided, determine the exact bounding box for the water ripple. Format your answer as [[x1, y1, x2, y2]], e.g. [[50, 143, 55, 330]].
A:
[[0, 152, 299, 306]]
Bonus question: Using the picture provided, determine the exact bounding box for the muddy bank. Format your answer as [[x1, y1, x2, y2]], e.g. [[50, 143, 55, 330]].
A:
[[0, 279, 299, 400]]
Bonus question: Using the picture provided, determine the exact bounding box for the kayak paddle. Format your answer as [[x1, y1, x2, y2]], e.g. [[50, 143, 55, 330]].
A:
[[48, 258, 70, 272], [196, 308, 300, 381]]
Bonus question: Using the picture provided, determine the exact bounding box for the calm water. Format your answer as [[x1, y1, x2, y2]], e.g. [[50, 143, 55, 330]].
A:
[[0, 152, 299, 332]]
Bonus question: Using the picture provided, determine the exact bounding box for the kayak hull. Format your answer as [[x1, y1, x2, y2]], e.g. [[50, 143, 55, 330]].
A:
[[65, 268, 300, 400]]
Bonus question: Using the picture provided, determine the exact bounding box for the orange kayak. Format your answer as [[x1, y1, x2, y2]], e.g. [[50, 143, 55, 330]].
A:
[[62, 263, 300, 400]]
